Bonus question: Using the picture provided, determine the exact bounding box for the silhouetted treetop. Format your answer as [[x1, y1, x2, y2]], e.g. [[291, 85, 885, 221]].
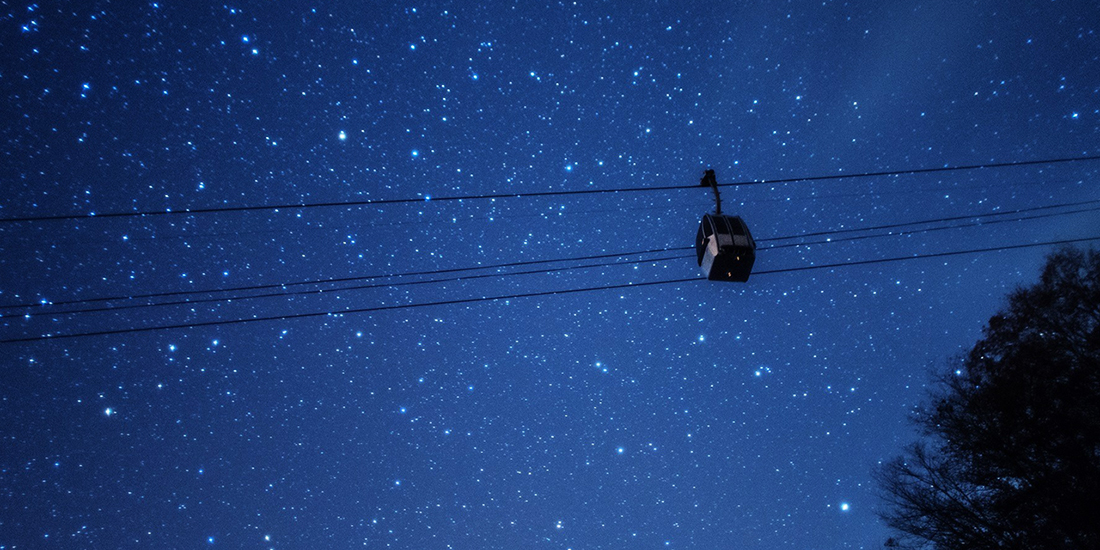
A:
[[877, 247, 1100, 550]]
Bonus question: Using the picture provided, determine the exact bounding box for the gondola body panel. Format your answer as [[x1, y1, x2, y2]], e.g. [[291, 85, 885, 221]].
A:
[[696, 213, 756, 282]]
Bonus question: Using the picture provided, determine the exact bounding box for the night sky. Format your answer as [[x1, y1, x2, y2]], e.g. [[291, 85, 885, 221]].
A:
[[2, 1, 1099, 548]]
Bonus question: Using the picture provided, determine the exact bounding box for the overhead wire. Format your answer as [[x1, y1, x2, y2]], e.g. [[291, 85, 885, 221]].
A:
[[9, 203, 1100, 319], [12, 254, 693, 318], [761, 204, 1100, 250], [720, 156, 1100, 189], [2, 154, 1097, 224], [3, 235, 1098, 344], [762, 197, 1100, 241], [753, 237, 1100, 276], [3, 174, 1078, 250], [0, 247, 687, 312], [4, 200, 1095, 316]]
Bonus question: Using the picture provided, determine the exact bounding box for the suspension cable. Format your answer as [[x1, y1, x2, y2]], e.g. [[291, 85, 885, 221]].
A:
[[4, 236, 1097, 345], [2, 155, 1096, 224]]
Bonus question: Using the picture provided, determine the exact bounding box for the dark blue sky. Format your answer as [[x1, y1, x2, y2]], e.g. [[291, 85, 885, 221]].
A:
[[2, 1, 1098, 548]]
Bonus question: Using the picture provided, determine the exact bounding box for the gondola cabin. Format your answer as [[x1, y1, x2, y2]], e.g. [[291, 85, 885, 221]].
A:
[[696, 213, 756, 282]]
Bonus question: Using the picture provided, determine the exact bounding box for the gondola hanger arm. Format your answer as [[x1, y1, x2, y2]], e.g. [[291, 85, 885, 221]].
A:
[[700, 169, 722, 215]]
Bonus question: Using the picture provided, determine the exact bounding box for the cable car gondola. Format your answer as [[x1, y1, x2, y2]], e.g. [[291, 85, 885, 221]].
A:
[[696, 169, 756, 282]]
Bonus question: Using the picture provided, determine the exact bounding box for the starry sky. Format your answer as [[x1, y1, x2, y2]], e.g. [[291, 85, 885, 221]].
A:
[[1, 1, 1098, 548]]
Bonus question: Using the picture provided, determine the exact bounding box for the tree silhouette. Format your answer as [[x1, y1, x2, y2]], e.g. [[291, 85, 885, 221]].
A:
[[876, 248, 1100, 549]]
